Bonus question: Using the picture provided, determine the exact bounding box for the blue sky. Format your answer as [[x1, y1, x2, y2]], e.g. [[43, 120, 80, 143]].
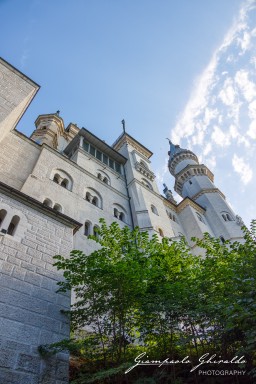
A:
[[1, 0, 255, 226]]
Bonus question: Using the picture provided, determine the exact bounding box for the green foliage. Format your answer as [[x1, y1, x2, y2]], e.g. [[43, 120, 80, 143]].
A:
[[49, 219, 256, 383]]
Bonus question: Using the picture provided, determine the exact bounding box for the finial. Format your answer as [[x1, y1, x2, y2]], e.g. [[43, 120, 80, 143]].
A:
[[121, 119, 126, 133], [56, 110, 60, 116]]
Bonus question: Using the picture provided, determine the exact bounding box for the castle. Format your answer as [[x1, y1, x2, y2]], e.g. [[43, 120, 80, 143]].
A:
[[0, 57, 244, 384]]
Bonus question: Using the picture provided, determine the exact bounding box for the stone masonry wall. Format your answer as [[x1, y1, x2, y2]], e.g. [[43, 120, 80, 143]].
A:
[[0, 191, 74, 384], [0, 58, 39, 142]]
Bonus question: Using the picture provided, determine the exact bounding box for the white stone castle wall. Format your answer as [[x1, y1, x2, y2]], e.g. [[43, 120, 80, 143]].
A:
[[0, 192, 74, 384]]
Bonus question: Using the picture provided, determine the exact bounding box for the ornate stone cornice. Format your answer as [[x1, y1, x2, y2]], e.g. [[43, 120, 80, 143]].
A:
[[113, 133, 153, 159], [168, 150, 198, 175], [174, 164, 214, 195], [176, 197, 205, 214], [135, 161, 155, 181], [191, 188, 225, 201]]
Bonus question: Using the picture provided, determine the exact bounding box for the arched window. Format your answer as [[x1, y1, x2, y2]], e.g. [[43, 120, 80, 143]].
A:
[[97, 173, 102, 180], [114, 208, 119, 218], [51, 169, 73, 191], [220, 236, 225, 244], [85, 192, 91, 202], [93, 225, 99, 239], [159, 228, 164, 237], [7, 215, 20, 236], [92, 196, 98, 207], [119, 212, 125, 222], [142, 178, 153, 190], [53, 203, 62, 213], [221, 212, 233, 222], [196, 212, 204, 223], [151, 205, 158, 215], [61, 179, 68, 189], [43, 198, 52, 208], [0, 209, 7, 226], [84, 221, 92, 236], [103, 177, 109, 185], [222, 214, 227, 221]]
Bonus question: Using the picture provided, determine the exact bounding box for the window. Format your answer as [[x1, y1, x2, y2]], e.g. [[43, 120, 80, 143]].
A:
[[103, 154, 108, 165], [51, 169, 73, 191], [196, 212, 204, 223], [86, 192, 91, 202], [0, 209, 7, 226], [151, 205, 158, 215], [82, 141, 122, 174], [43, 198, 52, 208], [92, 196, 98, 206], [220, 236, 225, 244], [7, 215, 20, 236], [53, 204, 62, 213], [109, 158, 114, 169], [114, 208, 119, 218], [53, 174, 60, 183], [61, 179, 68, 188], [83, 141, 89, 152], [221, 212, 233, 222], [103, 177, 108, 184], [96, 150, 102, 161], [84, 221, 91, 236], [115, 162, 121, 173], [90, 145, 96, 156], [93, 225, 99, 238], [159, 228, 164, 237]]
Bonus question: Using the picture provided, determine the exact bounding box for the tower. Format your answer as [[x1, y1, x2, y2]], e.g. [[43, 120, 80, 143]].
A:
[[168, 140, 244, 243]]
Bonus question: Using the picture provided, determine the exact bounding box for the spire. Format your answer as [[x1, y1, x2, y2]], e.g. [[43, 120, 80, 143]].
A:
[[163, 183, 177, 204], [167, 138, 186, 161]]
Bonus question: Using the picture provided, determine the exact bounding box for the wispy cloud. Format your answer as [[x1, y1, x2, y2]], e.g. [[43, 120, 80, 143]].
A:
[[232, 154, 253, 184]]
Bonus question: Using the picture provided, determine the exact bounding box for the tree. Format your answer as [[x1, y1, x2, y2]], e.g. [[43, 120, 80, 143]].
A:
[[46, 219, 256, 383]]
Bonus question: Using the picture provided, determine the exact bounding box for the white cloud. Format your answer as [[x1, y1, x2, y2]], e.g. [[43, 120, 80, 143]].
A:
[[237, 31, 251, 54], [232, 154, 253, 184], [235, 69, 256, 102], [211, 125, 231, 147], [203, 142, 212, 156], [218, 78, 236, 105], [248, 99, 256, 119], [247, 120, 256, 139]]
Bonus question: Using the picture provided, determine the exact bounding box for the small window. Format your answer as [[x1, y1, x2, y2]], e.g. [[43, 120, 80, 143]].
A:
[[92, 196, 98, 206], [222, 214, 227, 222], [151, 205, 158, 215], [115, 162, 121, 174], [85, 192, 91, 202], [220, 236, 225, 244], [189, 180, 192, 185], [83, 141, 89, 152], [53, 204, 62, 213], [53, 174, 60, 184], [114, 208, 119, 218], [84, 222, 91, 236], [196, 212, 204, 223], [90, 145, 96, 156], [43, 198, 52, 208], [0, 209, 7, 226], [7, 215, 20, 236], [96, 150, 102, 161], [103, 177, 108, 184], [93, 225, 99, 238], [61, 179, 68, 189], [159, 228, 164, 237], [109, 158, 114, 169], [103, 154, 108, 165]]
